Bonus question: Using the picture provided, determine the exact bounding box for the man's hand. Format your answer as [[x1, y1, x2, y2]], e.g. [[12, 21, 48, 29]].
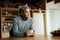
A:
[[25, 29, 35, 37], [26, 29, 30, 36]]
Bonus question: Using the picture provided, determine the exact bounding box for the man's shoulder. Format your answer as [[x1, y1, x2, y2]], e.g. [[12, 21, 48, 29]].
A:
[[13, 16, 21, 20], [14, 16, 20, 19], [29, 17, 33, 21]]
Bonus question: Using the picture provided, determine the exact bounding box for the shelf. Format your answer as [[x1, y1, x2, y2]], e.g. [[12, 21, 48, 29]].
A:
[[1, 8, 19, 11], [0, 8, 19, 38], [2, 15, 16, 17], [2, 21, 13, 23]]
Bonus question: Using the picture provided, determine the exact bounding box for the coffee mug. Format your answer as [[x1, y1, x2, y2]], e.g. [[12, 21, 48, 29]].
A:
[[30, 30, 33, 35]]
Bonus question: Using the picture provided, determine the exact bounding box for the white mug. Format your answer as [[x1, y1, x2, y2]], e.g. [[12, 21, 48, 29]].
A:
[[30, 30, 33, 35]]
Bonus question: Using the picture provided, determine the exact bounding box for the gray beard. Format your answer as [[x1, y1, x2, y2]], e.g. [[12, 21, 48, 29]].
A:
[[20, 15, 28, 21]]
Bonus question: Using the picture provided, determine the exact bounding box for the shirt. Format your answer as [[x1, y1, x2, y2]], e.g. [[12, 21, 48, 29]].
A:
[[12, 16, 33, 36]]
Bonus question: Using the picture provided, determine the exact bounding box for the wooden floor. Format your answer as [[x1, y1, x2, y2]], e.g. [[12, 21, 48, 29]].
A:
[[0, 35, 60, 40]]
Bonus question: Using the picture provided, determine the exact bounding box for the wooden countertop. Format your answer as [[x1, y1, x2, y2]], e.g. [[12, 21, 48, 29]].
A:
[[0, 35, 60, 40]]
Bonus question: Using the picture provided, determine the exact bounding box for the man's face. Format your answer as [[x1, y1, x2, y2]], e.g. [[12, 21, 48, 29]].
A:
[[23, 8, 30, 18]]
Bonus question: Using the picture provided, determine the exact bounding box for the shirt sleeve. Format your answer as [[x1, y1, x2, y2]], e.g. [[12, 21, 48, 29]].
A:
[[29, 19, 33, 30], [13, 18, 24, 36]]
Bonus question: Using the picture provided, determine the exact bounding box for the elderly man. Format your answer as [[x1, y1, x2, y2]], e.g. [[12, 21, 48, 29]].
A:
[[10, 4, 35, 37]]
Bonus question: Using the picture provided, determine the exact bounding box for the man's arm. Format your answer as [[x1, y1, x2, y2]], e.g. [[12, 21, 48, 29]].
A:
[[13, 18, 24, 36], [26, 19, 35, 37]]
